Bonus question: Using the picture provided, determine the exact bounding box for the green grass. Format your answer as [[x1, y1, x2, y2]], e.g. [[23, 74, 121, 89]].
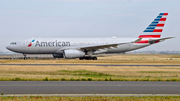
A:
[[58, 70, 112, 78], [1, 69, 180, 81], [0, 70, 112, 78], [1, 96, 180, 101], [1, 68, 180, 81], [139, 71, 180, 73]]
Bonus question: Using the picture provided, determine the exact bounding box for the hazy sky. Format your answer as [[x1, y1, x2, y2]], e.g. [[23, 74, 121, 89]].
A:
[[0, 0, 180, 52]]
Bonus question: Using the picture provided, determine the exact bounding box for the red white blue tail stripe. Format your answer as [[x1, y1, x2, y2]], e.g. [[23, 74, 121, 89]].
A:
[[138, 13, 168, 38]]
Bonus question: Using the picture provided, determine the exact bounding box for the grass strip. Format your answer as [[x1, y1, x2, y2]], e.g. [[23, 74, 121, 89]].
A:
[[139, 71, 180, 73], [58, 70, 112, 78]]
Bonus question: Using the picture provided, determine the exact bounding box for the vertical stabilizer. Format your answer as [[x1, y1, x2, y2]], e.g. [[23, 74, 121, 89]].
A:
[[138, 13, 168, 38]]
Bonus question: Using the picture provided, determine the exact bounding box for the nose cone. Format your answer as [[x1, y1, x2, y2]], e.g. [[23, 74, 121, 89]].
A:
[[6, 45, 14, 52], [6, 45, 11, 50], [6, 45, 18, 52]]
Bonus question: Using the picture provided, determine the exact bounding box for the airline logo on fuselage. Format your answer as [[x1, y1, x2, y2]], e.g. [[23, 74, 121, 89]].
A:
[[28, 39, 35, 47], [35, 40, 70, 47]]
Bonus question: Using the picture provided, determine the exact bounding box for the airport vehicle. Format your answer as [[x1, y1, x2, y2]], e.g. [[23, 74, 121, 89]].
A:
[[6, 13, 173, 60]]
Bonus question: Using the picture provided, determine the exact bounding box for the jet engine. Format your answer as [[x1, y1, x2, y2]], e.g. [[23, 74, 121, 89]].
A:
[[52, 54, 64, 58], [63, 49, 85, 59]]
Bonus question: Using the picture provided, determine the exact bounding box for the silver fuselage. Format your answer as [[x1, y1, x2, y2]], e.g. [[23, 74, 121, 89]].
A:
[[6, 37, 151, 55]]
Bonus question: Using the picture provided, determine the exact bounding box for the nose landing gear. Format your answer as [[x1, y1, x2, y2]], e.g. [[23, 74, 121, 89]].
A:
[[23, 54, 27, 60]]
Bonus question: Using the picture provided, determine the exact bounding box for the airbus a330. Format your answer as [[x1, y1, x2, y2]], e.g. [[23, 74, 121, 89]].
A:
[[6, 13, 173, 60]]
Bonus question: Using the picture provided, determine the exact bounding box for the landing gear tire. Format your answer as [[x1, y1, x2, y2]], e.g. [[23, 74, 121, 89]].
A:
[[92, 57, 97, 60], [24, 57, 27, 60], [23, 54, 27, 60], [87, 57, 91, 60], [79, 57, 97, 60]]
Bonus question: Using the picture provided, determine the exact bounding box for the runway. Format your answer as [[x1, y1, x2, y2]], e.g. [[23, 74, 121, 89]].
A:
[[0, 64, 180, 67], [1, 81, 180, 94]]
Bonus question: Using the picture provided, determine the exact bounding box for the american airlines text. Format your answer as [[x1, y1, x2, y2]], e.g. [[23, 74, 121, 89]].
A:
[[35, 41, 70, 47]]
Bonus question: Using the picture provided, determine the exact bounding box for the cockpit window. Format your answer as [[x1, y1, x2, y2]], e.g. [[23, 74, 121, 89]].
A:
[[10, 42, 16, 45]]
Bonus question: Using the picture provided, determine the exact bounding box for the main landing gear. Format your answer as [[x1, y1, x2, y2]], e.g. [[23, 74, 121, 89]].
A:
[[79, 56, 97, 60], [23, 54, 27, 60]]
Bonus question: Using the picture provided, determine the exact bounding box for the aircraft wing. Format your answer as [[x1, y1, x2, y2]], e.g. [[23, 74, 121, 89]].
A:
[[80, 38, 142, 51]]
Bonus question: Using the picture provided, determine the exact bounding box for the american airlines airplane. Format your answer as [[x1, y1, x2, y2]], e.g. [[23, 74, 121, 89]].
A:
[[6, 13, 173, 60]]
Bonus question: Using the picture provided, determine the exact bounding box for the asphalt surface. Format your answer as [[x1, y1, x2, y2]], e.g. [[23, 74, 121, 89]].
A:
[[1, 81, 180, 94], [0, 64, 180, 67]]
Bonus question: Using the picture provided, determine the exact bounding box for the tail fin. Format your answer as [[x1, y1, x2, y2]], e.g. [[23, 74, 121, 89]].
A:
[[138, 13, 168, 38]]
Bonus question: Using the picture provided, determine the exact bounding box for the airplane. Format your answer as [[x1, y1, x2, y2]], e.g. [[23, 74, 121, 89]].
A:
[[6, 13, 174, 60]]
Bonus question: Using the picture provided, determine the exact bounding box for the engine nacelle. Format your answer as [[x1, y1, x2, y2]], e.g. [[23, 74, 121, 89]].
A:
[[52, 54, 63, 58], [63, 50, 85, 59]]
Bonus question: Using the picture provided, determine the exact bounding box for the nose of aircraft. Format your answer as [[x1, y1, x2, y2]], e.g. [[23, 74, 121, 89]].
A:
[[6, 45, 10, 50], [6, 45, 14, 51], [6, 42, 22, 53]]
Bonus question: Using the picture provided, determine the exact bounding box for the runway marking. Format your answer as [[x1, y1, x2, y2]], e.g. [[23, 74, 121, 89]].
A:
[[0, 94, 180, 97]]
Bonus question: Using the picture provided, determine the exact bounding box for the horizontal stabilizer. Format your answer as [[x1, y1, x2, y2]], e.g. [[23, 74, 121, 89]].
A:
[[133, 38, 142, 43], [149, 37, 174, 44]]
